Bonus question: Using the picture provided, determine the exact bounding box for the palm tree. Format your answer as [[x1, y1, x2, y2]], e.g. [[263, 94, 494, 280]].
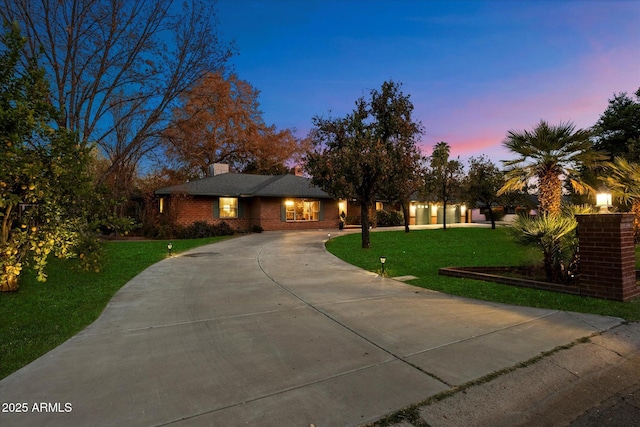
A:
[[498, 120, 606, 216], [604, 157, 640, 241]]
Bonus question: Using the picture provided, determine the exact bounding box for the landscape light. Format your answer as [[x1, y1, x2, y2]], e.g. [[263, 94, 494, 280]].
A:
[[167, 242, 173, 256], [596, 192, 612, 214], [380, 256, 386, 275]]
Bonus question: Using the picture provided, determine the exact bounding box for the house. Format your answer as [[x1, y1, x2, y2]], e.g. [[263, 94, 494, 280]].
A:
[[154, 164, 469, 231], [154, 168, 342, 231]]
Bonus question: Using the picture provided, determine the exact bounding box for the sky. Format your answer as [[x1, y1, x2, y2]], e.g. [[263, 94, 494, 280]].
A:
[[215, 0, 640, 166]]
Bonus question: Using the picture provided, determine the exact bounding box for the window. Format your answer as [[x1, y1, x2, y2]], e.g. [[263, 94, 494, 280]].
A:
[[285, 199, 319, 221], [159, 197, 166, 214], [219, 197, 238, 218]]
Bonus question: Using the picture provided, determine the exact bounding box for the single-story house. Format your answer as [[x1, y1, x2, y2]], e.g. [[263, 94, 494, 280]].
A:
[[154, 164, 469, 231], [154, 169, 342, 231]]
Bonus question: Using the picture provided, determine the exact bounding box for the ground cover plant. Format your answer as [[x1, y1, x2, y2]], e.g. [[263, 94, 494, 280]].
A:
[[0, 237, 230, 379], [326, 227, 640, 321]]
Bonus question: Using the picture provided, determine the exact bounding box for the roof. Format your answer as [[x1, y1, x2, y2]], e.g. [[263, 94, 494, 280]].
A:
[[154, 173, 333, 199]]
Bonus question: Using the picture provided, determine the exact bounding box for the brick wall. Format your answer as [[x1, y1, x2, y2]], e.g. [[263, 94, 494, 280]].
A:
[[171, 195, 341, 232], [256, 197, 341, 231], [575, 213, 639, 301]]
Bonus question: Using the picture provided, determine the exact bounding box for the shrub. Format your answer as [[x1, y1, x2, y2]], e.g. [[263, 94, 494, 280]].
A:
[[178, 221, 234, 239], [251, 225, 264, 233], [483, 207, 506, 221], [509, 214, 577, 283], [375, 210, 404, 227]]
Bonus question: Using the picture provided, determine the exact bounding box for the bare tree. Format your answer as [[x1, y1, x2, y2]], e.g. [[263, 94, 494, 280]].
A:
[[1, 0, 232, 189]]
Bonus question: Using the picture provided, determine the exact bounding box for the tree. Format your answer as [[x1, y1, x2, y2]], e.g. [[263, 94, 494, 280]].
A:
[[498, 120, 606, 216], [369, 81, 424, 233], [463, 155, 505, 229], [161, 71, 306, 178], [593, 88, 640, 163], [1, 23, 94, 291], [0, 0, 232, 208], [305, 80, 423, 248], [423, 142, 464, 230]]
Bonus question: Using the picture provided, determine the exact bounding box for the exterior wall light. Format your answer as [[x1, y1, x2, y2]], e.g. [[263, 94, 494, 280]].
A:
[[380, 256, 386, 275], [167, 242, 173, 256], [596, 192, 612, 214]]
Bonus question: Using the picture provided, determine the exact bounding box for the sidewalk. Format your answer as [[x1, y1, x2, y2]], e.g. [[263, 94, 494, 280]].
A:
[[380, 322, 640, 427], [0, 229, 629, 426]]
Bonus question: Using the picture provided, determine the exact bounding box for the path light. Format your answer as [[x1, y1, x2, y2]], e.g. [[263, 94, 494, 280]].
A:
[[380, 256, 387, 275], [327, 233, 331, 239], [596, 191, 612, 214], [167, 242, 173, 256]]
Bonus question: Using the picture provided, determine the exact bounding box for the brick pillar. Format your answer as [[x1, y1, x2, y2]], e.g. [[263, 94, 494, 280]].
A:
[[575, 214, 639, 301]]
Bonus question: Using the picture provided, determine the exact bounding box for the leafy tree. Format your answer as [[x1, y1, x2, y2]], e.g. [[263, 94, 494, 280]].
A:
[[462, 155, 505, 229], [305, 80, 423, 248], [370, 82, 424, 233], [1, 23, 94, 291], [0, 0, 232, 215], [593, 88, 640, 163], [498, 120, 606, 216], [161, 71, 306, 178], [423, 142, 464, 230]]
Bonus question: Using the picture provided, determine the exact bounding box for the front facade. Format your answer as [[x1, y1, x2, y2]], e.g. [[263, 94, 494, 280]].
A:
[[155, 172, 340, 231]]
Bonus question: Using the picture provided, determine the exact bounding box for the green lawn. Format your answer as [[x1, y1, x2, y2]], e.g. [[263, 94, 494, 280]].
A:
[[0, 237, 231, 380], [326, 227, 640, 321]]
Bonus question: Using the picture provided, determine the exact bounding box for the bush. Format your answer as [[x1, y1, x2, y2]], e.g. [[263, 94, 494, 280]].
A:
[[178, 221, 234, 239], [483, 207, 506, 221], [251, 225, 264, 233], [509, 214, 577, 283], [375, 210, 404, 227]]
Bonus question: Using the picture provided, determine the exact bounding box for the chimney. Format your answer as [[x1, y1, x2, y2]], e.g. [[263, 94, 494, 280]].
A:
[[208, 163, 229, 176]]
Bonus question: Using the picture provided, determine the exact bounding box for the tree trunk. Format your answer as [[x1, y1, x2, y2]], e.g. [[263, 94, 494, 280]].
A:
[[487, 204, 496, 229], [442, 200, 448, 230], [538, 173, 562, 216], [632, 200, 640, 244], [360, 201, 371, 249], [402, 200, 410, 233]]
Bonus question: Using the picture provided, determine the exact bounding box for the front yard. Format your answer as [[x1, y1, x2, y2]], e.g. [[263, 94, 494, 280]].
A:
[[326, 227, 640, 321]]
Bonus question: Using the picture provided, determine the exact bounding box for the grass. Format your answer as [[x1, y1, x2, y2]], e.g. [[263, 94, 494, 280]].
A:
[[0, 237, 231, 380], [326, 227, 640, 321]]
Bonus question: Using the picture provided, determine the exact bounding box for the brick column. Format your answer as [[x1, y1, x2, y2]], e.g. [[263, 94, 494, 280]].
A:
[[575, 214, 639, 301]]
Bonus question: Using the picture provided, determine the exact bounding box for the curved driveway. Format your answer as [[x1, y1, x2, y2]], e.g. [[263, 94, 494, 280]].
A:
[[0, 230, 622, 426]]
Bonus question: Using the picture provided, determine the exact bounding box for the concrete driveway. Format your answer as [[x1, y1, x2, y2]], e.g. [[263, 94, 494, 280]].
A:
[[0, 230, 622, 426]]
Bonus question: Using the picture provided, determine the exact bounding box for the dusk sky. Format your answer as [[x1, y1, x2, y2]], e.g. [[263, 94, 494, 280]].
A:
[[216, 0, 640, 165]]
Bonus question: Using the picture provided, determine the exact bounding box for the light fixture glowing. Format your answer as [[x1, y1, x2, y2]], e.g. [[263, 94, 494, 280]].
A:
[[380, 256, 387, 275], [167, 242, 173, 256], [596, 192, 612, 214]]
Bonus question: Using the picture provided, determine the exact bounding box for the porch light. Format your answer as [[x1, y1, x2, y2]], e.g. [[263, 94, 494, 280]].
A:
[[167, 242, 173, 256], [380, 256, 387, 275], [596, 192, 612, 214]]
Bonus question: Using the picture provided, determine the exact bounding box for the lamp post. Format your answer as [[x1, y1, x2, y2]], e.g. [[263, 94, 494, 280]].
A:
[[596, 192, 612, 214], [167, 242, 173, 257], [380, 256, 386, 276]]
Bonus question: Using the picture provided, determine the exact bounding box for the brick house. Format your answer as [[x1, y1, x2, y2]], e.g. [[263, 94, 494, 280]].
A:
[[154, 170, 341, 231]]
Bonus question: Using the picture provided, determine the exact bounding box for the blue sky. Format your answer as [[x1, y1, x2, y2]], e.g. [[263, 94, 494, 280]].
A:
[[216, 0, 640, 165]]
